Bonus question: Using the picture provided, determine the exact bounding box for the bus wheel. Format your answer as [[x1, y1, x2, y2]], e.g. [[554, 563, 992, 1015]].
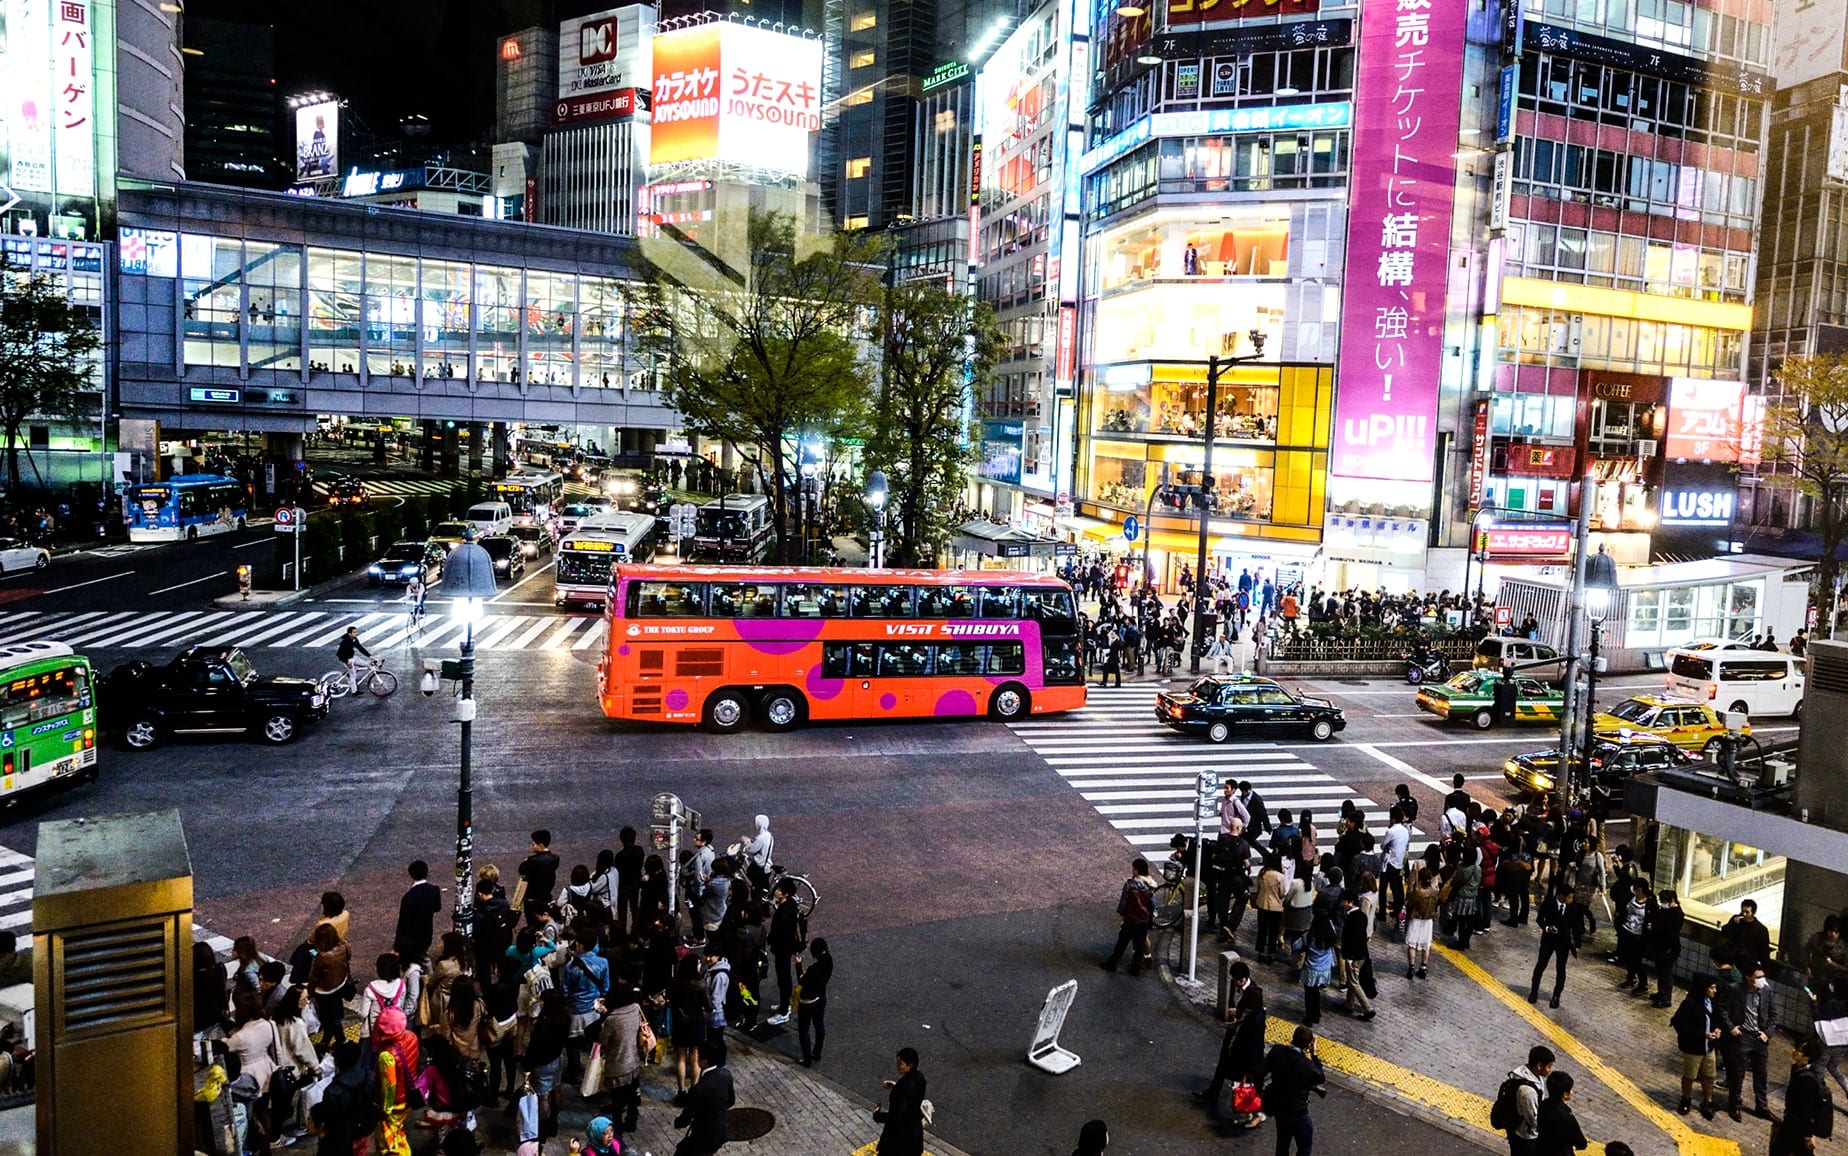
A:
[[236, 516, 247, 531], [989, 682, 1030, 721], [704, 690, 750, 734], [186, 525, 199, 542], [760, 689, 803, 732]]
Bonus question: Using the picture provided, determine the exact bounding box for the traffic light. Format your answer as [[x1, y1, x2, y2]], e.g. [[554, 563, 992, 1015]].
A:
[[1197, 473, 1216, 510]]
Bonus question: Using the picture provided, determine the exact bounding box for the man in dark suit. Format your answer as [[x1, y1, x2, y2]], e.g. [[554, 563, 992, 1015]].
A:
[[392, 859, 442, 965], [874, 1047, 928, 1156], [1261, 1025, 1327, 1155], [1237, 781, 1271, 838], [673, 1037, 735, 1156]]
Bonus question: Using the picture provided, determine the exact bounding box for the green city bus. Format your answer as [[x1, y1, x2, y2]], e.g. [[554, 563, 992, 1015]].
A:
[[0, 643, 96, 802]]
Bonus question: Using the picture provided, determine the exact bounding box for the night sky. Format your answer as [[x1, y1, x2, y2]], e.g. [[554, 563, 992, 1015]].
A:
[[191, 0, 553, 149]]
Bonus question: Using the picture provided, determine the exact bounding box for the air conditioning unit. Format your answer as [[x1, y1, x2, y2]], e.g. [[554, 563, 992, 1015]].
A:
[[1635, 439, 1658, 458]]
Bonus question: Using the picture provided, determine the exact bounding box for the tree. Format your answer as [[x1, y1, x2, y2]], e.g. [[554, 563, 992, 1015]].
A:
[[1759, 352, 1848, 619], [0, 263, 101, 490], [866, 283, 1002, 567], [630, 210, 883, 563]]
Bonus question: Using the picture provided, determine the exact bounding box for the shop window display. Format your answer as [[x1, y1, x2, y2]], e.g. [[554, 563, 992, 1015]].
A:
[[1095, 215, 1291, 293], [1095, 376, 1280, 443]]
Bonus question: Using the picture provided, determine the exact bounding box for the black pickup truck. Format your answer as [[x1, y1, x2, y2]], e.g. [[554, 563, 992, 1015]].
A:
[[101, 646, 329, 750]]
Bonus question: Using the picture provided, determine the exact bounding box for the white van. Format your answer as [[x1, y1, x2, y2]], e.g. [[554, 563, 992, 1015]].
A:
[[464, 501, 514, 536], [1666, 649, 1804, 719]]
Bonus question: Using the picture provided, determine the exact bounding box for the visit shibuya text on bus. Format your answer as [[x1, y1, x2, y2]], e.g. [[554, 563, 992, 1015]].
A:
[[597, 565, 1086, 731], [0, 642, 97, 802]]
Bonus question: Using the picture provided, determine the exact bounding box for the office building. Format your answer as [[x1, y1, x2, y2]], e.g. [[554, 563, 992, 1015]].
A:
[[184, 18, 282, 189]]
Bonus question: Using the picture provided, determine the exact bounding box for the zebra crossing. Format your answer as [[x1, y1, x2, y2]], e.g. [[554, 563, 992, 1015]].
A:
[[312, 476, 453, 499], [0, 842, 233, 952], [1012, 685, 1404, 861], [0, 608, 611, 654]]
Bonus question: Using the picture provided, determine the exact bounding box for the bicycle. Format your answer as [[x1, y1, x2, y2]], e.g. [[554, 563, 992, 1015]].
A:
[[728, 846, 820, 919], [319, 657, 399, 699], [1150, 858, 1189, 930]]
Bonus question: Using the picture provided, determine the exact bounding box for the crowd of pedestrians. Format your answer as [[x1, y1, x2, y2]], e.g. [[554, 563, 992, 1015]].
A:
[[1113, 771, 1846, 1154], [188, 817, 872, 1156]]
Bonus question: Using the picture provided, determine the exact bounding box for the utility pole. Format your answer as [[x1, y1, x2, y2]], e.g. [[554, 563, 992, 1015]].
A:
[[1552, 477, 1597, 813], [1190, 356, 1221, 675]]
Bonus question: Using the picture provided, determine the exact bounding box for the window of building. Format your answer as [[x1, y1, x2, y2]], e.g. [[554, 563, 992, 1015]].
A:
[[935, 109, 958, 134], [844, 86, 874, 106], [850, 49, 876, 68], [844, 215, 870, 231], [849, 11, 876, 30], [846, 156, 872, 179]]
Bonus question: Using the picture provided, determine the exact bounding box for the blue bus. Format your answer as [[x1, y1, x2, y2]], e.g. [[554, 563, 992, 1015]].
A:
[[126, 474, 248, 542]]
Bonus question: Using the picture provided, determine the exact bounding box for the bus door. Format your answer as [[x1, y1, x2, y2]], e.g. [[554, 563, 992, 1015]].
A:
[[821, 641, 879, 715]]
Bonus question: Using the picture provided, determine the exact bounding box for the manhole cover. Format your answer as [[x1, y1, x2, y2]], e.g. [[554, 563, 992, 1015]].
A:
[[728, 1107, 776, 1140]]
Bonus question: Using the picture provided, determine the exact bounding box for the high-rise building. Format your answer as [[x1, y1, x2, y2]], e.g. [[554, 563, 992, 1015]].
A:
[[184, 18, 282, 188], [1747, 12, 1848, 537], [538, 6, 655, 236], [1464, 0, 1772, 578]]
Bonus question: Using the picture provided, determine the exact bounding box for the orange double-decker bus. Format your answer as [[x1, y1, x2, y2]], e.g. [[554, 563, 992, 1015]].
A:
[[598, 564, 1086, 731]]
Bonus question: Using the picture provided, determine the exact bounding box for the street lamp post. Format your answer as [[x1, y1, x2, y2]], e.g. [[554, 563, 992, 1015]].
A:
[[865, 469, 888, 568], [435, 534, 499, 937], [1577, 546, 1621, 801], [1462, 501, 1499, 611]]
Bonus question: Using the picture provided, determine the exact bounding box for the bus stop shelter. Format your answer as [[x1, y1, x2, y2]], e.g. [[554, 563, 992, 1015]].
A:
[[947, 521, 1071, 571]]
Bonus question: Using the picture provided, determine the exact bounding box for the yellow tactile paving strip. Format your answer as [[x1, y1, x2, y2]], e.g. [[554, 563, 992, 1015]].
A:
[[1241, 946, 1740, 1156]]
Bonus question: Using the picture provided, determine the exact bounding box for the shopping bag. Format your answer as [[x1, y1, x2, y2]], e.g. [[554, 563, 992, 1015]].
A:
[[579, 1043, 604, 1098], [1231, 1081, 1263, 1114]]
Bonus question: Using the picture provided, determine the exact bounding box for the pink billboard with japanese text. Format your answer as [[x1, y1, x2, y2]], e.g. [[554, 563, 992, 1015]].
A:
[[1330, 0, 1467, 484]]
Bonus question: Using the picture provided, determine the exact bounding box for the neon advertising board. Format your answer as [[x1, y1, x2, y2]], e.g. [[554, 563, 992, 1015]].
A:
[[1665, 378, 1752, 463], [1329, 0, 1466, 485], [555, 6, 654, 126], [649, 23, 823, 176], [1080, 102, 1351, 173], [295, 100, 340, 182], [1, 0, 101, 236], [1165, 0, 1319, 28]]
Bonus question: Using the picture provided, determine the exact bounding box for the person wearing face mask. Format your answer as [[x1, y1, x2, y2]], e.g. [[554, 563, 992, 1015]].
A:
[[1734, 963, 1778, 1119]]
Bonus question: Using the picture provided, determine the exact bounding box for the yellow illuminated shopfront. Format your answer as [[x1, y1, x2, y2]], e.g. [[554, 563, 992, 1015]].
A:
[[1078, 360, 1333, 583]]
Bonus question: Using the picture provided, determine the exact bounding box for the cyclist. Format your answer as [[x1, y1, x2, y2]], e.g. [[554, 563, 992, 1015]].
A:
[[404, 573, 427, 625], [739, 814, 776, 893], [336, 626, 373, 686]]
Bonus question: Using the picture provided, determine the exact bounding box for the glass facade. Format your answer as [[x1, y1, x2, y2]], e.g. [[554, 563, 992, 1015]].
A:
[[150, 234, 646, 390], [1651, 823, 1784, 953]]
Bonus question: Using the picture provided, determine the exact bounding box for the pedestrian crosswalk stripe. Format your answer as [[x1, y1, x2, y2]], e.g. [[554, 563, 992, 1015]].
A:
[[0, 840, 235, 947], [0, 608, 611, 654], [1014, 685, 1410, 854]]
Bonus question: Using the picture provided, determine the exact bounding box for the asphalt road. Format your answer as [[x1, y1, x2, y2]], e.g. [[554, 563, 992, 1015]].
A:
[[1, 623, 1734, 1154]]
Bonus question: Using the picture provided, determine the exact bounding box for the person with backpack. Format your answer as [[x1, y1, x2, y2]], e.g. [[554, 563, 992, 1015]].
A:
[[371, 1006, 421, 1156], [1258, 1024, 1326, 1156], [1100, 859, 1154, 976], [765, 881, 807, 1026], [308, 1042, 375, 1156], [361, 953, 410, 1037], [1493, 1045, 1554, 1156], [559, 928, 610, 1086], [1771, 1037, 1836, 1155]]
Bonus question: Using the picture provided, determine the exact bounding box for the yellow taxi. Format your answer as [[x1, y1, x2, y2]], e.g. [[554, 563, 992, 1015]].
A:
[[1590, 694, 1747, 754]]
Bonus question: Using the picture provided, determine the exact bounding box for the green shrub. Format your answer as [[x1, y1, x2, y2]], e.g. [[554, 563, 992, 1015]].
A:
[[303, 520, 341, 581], [339, 511, 373, 561]]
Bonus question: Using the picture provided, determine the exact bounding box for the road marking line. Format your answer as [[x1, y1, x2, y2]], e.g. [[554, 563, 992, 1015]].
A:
[[304, 613, 392, 648], [541, 616, 586, 650], [43, 571, 132, 593], [77, 611, 217, 648], [1351, 742, 1453, 793], [231, 538, 272, 550], [491, 561, 555, 601], [474, 616, 530, 649], [145, 568, 228, 594], [268, 614, 360, 648], [231, 613, 330, 647], [133, 611, 244, 648], [572, 621, 608, 650], [506, 618, 555, 649], [1434, 944, 1739, 1156]]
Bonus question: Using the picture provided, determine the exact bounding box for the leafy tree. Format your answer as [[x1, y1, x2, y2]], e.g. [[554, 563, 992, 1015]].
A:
[[0, 263, 102, 489], [1760, 353, 1848, 617], [865, 284, 1002, 567], [631, 210, 882, 563]]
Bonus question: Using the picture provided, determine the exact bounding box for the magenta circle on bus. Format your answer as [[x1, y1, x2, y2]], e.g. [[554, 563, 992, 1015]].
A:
[[666, 688, 689, 711], [805, 664, 843, 700], [934, 689, 978, 716], [878, 692, 897, 711]]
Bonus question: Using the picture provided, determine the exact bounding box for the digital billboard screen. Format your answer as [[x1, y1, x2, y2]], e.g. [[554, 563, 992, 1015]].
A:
[[294, 100, 340, 182], [649, 23, 823, 175], [1666, 378, 1748, 462]]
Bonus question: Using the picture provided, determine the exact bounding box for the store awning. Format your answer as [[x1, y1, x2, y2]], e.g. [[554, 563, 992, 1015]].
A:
[[951, 520, 1067, 559]]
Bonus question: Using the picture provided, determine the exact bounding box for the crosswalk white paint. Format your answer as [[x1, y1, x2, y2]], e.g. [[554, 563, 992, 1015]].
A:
[[1013, 685, 1408, 860], [0, 841, 232, 952], [0, 608, 607, 654]]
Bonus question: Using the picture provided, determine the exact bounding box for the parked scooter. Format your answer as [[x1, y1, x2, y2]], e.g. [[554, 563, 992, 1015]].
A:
[[1404, 649, 1451, 685]]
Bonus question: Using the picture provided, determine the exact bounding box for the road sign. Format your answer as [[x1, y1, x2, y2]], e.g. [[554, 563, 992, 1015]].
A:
[[274, 507, 294, 526], [274, 506, 306, 533], [1809, 606, 1819, 628], [1196, 771, 1220, 821], [1495, 606, 1512, 628], [1123, 515, 1140, 543]]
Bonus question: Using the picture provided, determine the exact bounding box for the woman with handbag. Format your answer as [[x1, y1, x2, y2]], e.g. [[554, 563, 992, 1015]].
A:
[[1443, 846, 1483, 951], [594, 973, 646, 1135], [1225, 986, 1269, 1129], [269, 985, 319, 1143], [522, 989, 571, 1143], [225, 991, 281, 1152], [305, 922, 352, 1052], [1299, 914, 1338, 1026], [480, 955, 522, 1107], [424, 932, 471, 1028], [443, 975, 488, 1103]]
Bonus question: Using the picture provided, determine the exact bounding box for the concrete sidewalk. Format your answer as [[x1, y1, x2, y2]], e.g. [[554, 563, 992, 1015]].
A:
[[1158, 900, 1804, 1156]]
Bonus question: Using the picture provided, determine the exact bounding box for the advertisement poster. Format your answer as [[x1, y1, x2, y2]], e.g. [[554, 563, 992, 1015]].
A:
[[1176, 62, 1200, 97], [1329, 0, 1467, 484], [1665, 377, 1750, 462], [555, 6, 655, 126], [1164, 0, 1319, 28], [1210, 60, 1239, 96], [2, 0, 56, 196], [649, 23, 822, 176], [295, 100, 340, 182]]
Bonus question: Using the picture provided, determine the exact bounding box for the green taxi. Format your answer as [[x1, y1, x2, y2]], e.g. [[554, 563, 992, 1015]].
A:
[[1415, 670, 1564, 730]]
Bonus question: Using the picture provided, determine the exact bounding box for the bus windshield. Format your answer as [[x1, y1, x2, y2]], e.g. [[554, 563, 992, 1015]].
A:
[[557, 551, 617, 586], [0, 665, 89, 729], [696, 508, 748, 538]]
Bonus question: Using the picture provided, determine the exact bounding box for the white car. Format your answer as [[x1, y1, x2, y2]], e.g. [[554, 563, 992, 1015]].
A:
[[0, 538, 50, 574]]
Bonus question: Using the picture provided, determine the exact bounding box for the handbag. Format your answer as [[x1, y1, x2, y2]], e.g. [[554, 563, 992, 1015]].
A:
[[579, 1042, 605, 1098], [1231, 1081, 1263, 1115], [637, 1016, 657, 1060]]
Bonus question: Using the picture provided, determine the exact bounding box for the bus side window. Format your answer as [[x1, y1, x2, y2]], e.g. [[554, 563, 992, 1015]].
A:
[[676, 585, 708, 616], [882, 587, 915, 617], [822, 643, 852, 679], [877, 644, 931, 677], [936, 644, 982, 675], [850, 643, 877, 677], [1022, 589, 1076, 622], [943, 588, 976, 618], [976, 588, 1019, 618], [983, 643, 1025, 676], [1042, 639, 1080, 683]]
